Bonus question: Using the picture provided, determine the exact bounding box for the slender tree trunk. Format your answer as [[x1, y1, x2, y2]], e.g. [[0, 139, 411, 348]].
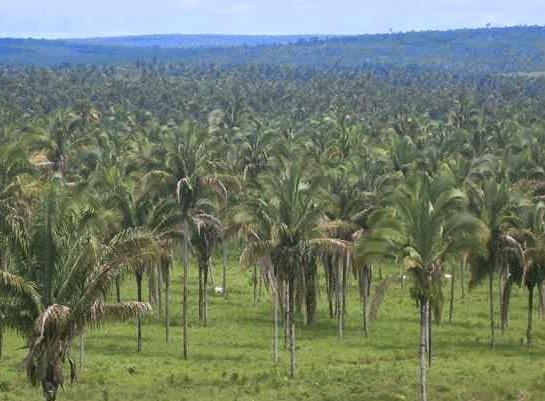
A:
[[222, 241, 227, 297], [157, 267, 163, 315], [325, 256, 334, 319], [527, 286, 534, 347], [79, 334, 85, 371], [0, 321, 4, 361], [305, 262, 317, 325], [427, 300, 433, 367], [115, 277, 122, 303], [258, 272, 263, 303], [342, 253, 348, 330], [165, 263, 171, 343], [136, 271, 143, 353], [273, 280, 279, 365], [148, 268, 158, 306], [210, 257, 216, 287], [198, 267, 203, 321], [420, 297, 429, 401], [361, 266, 369, 337], [253, 265, 258, 304], [538, 282, 545, 321], [182, 224, 189, 360], [288, 275, 296, 378], [460, 257, 465, 301], [336, 258, 343, 340], [284, 284, 289, 351], [501, 276, 513, 333], [489, 271, 495, 350], [203, 262, 209, 327], [449, 271, 455, 323]]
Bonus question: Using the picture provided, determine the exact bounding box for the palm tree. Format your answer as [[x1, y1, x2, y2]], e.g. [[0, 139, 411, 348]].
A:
[[5, 183, 162, 401], [241, 158, 348, 377], [147, 123, 234, 358], [467, 177, 522, 349], [92, 165, 179, 352], [357, 174, 488, 401]]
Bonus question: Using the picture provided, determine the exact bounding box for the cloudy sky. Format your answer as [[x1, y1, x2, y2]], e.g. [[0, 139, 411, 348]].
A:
[[0, 0, 544, 38]]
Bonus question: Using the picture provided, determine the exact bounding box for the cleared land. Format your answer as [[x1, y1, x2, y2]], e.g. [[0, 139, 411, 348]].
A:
[[1, 257, 543, 401]]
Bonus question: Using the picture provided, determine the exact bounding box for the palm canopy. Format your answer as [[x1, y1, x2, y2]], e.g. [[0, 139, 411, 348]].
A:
[[357, 173, 488, 297]]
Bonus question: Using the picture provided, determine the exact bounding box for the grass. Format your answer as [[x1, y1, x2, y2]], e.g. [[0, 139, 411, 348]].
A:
[[1, 258, 545, 401]]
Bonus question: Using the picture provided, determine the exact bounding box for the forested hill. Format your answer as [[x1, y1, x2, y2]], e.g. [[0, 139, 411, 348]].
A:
[[67, 34, 322, 48], [1, 25, 545, 73]]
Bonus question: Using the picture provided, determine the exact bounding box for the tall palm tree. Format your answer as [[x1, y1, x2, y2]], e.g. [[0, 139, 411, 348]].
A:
[[92, 165, 179, 352], [241, 158, 348, 377], [467, 177, 522, 349], [357, 174, 488, 401], [146, 123, 234, 358]]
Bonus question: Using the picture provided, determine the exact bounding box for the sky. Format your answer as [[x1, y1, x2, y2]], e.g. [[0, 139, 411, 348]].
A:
[[0, 0, 544, 38]]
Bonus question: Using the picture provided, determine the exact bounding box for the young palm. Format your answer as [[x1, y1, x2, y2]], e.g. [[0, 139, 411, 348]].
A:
[[7, 183, 162, 401]]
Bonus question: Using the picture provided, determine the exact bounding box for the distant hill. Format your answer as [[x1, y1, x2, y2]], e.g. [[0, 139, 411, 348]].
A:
[[67, 34, 326, 48], [1, 26, 545, 73]]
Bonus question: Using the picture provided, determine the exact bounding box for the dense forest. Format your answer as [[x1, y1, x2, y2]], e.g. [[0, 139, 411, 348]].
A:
[[2, 26, 545, 401], [2, 26, 545, 72]]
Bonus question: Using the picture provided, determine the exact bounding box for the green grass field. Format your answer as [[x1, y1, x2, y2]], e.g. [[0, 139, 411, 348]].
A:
[[1, 258, 544, 401]]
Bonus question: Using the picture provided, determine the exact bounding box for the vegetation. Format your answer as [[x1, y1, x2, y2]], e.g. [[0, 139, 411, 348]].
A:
[[2, 26, 545, 401], [1, 26, 545, 72]]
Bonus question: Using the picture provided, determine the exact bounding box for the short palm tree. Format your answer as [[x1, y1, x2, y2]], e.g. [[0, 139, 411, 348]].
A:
[[6, 183, 162, 401]]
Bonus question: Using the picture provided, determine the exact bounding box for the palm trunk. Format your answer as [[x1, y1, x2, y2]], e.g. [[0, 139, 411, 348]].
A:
[[198, 267, 203, 321], [258, 273, 263, 303], [449, 271, 455, 323], [79, 334, 85, 371], [305, 262, 317, 325], [527, 286, 534, 347], [203, 262, 209, 327], [165, 263, 171, 343], [148, 268, 157, 306], [222, 242, 227, 297], [325, 256, 334, 319], [427, 300, 433, 367], [182, 223, 189, 360], [136, 271, 143, 353], [210, 257, 216, 287], [253, 265, 258, 304], [420, 297, 429, 401], [537, 283, 545, 320], [489, 271, 495, 350], [501, 276, 513, 333], [273, 281, 279, 365], [336, 258, 343, 340], [284, 284, 289, 351], [460, 257, 465, 301], [361, 266, 369, 337], [342, 253, 348, 330], [115, 277, 122, 303], [288, 275, 296, 378], [157, 267, 163, 315], [0, 320, 4, 361]]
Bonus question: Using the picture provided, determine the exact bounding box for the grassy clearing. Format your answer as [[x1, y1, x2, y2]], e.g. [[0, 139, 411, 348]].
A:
[[1, 258, 544, 401]]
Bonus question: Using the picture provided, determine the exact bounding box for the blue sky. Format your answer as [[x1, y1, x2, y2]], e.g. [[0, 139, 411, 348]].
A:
[[0, 0, 544, 38]]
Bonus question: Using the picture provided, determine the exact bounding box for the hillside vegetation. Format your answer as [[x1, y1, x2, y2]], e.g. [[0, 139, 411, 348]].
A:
[[0, 26, 545, 72]]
